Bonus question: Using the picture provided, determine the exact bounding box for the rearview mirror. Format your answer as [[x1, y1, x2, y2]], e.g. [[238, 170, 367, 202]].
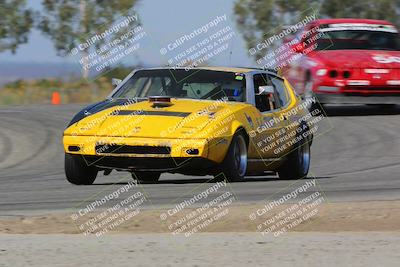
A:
[[257, 85, 274, 96], [112, 78, 122, 87]]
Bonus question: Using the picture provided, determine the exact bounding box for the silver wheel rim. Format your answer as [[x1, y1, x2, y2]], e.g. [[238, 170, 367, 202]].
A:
[[300, 142, 310, 174], [233, 135, 247, 177]]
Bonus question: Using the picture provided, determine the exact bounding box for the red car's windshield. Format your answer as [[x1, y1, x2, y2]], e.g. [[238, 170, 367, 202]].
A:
[[315, 30, 400, 51]]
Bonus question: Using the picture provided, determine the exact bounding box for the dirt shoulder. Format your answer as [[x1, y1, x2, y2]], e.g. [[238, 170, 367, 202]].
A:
[[1, 232, 400, 267], [1, 200, 399, 234]]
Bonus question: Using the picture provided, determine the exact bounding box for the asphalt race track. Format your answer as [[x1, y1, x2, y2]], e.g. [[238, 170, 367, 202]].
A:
[[1, 104, 399, 214]]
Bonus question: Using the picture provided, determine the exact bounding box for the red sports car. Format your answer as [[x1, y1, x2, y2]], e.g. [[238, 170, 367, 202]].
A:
[[283, 18, 400, 108]]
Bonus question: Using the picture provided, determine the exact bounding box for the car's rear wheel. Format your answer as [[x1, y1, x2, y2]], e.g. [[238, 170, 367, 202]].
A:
[[132, 172, 161, 184], [65, 153, 98, 185], [217, 131, 248, 182], [278, 132, 310, 180]]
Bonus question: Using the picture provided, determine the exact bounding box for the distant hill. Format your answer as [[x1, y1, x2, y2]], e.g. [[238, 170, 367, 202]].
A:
[[0, 62, 81, 86]]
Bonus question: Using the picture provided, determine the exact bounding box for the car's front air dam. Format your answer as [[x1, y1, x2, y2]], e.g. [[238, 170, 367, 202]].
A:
[[315, 93, 400, 104], [78, 155, 218, 174], [63, 135, 209, 158]]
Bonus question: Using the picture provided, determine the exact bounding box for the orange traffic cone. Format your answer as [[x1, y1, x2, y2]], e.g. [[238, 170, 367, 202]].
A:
[[51, 91, 61, 105]]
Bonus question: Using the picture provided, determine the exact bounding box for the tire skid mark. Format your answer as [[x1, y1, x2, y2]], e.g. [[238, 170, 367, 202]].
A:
[[0, 115, 54, 171], [318, 119, 398, 161], [316, 116, 399, 157], [326, 161, 400, 176], [0, 130, 13, 164], [312, 117, 364, 168]]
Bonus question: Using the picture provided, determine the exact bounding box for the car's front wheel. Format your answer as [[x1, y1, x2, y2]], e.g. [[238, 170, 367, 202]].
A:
[[65, 153, 98, 185], [278, 133, 311, 180], [217, 131, 248, 182]]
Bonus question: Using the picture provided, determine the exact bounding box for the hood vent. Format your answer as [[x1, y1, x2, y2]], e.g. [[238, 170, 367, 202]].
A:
[[112, 110, 191, 117], [149, 96, 173, 107]]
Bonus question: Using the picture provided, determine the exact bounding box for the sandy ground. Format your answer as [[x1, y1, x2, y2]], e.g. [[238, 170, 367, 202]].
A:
[[1, 201, 400, 266], [1, 232, 399, 267], [1, 200, 399, 234]]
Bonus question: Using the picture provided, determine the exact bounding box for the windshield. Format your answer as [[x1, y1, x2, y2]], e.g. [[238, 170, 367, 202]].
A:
[[315, 30, 400, 51], [112, 69, 246, 102]]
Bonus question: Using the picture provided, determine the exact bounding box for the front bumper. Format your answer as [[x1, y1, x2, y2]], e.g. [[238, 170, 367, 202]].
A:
[[78, 155, 217, 174], [63, 135, 229, 169], [64, 135, 209, 157], [313, 83, 400, 104], [315, 93, 400, 104]]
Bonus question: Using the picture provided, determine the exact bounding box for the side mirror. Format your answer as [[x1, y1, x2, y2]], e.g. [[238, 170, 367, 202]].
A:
[[112, 78, 122, 87], [257, 85, 274, 96]]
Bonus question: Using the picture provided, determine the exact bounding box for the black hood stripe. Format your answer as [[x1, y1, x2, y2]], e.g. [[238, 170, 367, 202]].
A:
[[67, 98, 145, 127]]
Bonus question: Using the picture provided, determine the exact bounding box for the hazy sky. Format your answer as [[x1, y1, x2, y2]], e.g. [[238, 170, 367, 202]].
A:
[[0, 0, 254, 67]]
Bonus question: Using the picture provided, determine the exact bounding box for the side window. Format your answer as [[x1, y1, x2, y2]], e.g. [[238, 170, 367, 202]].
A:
[[270, 76, 290, 107], [253, 74, 276, 112]]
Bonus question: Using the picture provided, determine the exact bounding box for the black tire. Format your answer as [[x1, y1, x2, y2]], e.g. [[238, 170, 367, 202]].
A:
[[132, 172, 161, 184], [65, 153, 98, 185], [217, 131, 248, 182], [278, 132, 311, 180]]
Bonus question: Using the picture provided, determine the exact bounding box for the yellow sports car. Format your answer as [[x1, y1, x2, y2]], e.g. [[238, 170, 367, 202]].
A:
[[63, 67, 313, 184]]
